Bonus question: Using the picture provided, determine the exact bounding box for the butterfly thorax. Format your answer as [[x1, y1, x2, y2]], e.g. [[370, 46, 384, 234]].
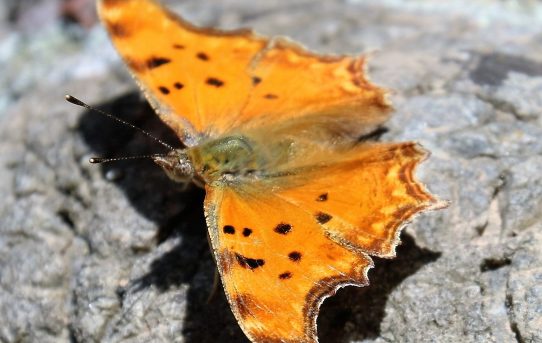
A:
[[154, 135, 270, 185], [191, 135, 266, 183]]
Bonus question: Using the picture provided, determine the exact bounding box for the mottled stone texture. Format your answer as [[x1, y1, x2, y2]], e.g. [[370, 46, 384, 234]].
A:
[[0, 1, 541, 342]]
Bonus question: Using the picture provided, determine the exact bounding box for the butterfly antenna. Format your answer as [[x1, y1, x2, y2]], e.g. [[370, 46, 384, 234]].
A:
[[89, 154, 167, 164], [65, 94, 176, 151]]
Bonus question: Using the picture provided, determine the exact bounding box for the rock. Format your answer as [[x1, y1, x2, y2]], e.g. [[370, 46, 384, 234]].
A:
[[0, 1, 541, 342]]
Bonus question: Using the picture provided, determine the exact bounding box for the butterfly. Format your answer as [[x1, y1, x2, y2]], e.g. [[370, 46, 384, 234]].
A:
[[96, 0, 443, 342]]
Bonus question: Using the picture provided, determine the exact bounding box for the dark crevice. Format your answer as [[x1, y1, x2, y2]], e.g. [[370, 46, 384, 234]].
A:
[[480, 258, 511, 272], [68, 284, 81, 343], [474, 221, 488, 236], [57, 209, 75, 229], [115, 285, 127, 306], [68, 323, 79, 343], [511, 321, 523, 343], [506, 294, 524, 343]]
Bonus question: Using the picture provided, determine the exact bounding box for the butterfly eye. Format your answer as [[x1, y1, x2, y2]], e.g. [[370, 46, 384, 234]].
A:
[[179, 160, 194, 175]]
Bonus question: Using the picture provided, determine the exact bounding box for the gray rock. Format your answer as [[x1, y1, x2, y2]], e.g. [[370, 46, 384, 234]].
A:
[[1, 0, 541, 342]]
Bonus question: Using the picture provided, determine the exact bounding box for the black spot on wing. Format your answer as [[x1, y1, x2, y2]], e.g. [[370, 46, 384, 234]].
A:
[[288, 251, 301, 262], [206, 77, 224, 87], [174, 82, 184, 89], [147, 57, 171, 69], [242, 228, 253, 237], [279, 272, 292, 280], [316, 193, 328, 202], [274, 223, 292, 235], [223, 225, 235, 234], [235, 253, 265, 270], [252, 76, 262, 85], [158, 86, 170, 95], [196, 52, 209, 61], [315, 212, 332, 224], [264, 93, 278, 99], [173, 44, 185, 49]]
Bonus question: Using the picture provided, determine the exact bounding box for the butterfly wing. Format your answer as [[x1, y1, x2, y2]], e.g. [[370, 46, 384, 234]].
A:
[[97, 0, 390, 145], [229, 40, 390, 139], [204, 142, 441, 343], [205, 187, 373, 343]]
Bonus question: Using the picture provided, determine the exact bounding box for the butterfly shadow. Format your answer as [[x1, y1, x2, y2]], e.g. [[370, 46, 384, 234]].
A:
[[77, 92, 249, 342], [317, 233, 441, 342], [77, 93, 440, 343]]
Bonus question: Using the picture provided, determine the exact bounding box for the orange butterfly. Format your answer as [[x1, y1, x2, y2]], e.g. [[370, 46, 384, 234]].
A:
[[96, 0, 444, 342]]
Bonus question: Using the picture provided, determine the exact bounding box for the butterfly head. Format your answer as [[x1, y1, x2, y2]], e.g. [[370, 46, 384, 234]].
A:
[[153, 149, 195, 183]]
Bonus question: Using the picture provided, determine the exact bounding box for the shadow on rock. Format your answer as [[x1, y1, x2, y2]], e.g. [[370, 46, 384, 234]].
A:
[[78, 94, 440, 343], [78, 92, 247, 342], [318, 233, 441, 342], [78, 92, 188, 226]]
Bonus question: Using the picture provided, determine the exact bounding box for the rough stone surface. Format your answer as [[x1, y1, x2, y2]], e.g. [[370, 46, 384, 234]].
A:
[[1, 1, 541, 342]]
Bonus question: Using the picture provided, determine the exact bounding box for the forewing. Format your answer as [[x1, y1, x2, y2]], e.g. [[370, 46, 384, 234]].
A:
[[97, 0, 267, 144], [98, 0, 390, 145]]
